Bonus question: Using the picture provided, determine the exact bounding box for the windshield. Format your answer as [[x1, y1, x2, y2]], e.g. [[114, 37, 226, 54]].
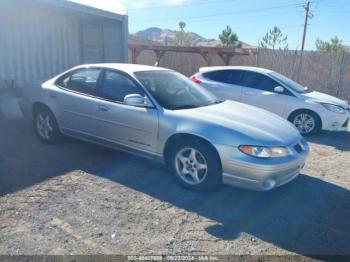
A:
[[135, 70, 223, 110], [269, 72, 311, 93]]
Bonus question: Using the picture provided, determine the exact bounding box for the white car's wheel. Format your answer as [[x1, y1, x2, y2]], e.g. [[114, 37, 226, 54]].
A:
[[290, 111, 321, 136]]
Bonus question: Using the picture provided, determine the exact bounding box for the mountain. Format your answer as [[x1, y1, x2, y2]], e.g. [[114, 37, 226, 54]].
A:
[[134, 27, 219, 47], [133, 27, 254, 48]]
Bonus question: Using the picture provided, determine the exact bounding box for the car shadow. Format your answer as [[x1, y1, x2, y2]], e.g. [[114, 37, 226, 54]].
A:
[[307, 130, 350, 151], [96, 157, 350, 256], [1, 107, 350, 256]]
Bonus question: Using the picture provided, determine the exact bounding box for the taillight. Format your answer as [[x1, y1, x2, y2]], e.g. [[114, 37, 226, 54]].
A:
[[191, 75, 202, 84]]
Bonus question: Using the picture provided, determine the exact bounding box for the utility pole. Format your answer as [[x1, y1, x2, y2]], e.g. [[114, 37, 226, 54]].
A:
[[298, 1, 310, 81]]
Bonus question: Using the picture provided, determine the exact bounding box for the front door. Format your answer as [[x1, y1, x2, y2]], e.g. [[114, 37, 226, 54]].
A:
[[240, 71, 287, 116], [93, 69, 159, 153]]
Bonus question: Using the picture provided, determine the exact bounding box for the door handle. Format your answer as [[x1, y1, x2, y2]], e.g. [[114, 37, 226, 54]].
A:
[[98, 105, 109, 112], [245, 91, 254, 96]]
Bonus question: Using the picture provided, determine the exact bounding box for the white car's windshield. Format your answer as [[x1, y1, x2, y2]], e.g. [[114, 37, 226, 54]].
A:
[[135, 70, 223, 110], [270, 72, 311, 93]]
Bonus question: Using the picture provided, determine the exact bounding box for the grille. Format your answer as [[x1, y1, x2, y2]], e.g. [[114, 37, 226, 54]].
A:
[[294, 143, 303, 153]]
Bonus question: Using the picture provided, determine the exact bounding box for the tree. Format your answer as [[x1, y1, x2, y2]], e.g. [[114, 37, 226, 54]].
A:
[[219, 26, 240, 47], [315, 36, 346, 52], [259, 26, 288, 50], [170, 21, 191, 46]]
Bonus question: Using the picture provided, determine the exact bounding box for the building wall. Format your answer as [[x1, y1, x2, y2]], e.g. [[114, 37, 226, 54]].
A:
[[0, 0, 127, 89]]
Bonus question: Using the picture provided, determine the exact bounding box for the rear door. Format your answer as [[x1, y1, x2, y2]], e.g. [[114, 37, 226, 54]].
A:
[[240, 71, 287, 116], [200, 70, 244, 101], [51, 68, 102, 136]]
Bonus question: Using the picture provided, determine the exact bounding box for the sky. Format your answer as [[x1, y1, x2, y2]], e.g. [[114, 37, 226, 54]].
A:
[[70, 0, 350, 50]]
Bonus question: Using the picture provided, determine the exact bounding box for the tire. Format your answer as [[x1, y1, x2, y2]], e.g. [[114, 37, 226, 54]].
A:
[[33, 106, 62, 144], [289, 110, 321, 136], [168, 139, 222, 191]]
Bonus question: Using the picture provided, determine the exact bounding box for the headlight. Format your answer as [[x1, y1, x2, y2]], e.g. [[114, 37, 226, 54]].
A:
[[321, 103, 346, 114], [239, 145, 291, 158]]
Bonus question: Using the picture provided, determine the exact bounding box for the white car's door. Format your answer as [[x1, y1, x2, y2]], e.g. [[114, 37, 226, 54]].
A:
[[93, 69, 158, 153], [240, 71, 290, 116], [51, 68, 101, 136], [200, 70, 244, 102]]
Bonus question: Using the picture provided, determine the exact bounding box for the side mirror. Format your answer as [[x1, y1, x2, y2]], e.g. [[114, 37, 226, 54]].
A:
[[274, 86, 284, 93], [124, 94, 152, 107]]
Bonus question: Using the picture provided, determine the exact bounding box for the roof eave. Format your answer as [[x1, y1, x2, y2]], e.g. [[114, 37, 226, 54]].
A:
[[33, 0, 126, 21]]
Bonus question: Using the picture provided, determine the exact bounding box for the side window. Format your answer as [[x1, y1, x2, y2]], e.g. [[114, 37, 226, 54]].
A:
[[55, 73, 70, 88], [228, 70, 245, 86], [202, 71, 216, 80], [68, 68, 101, 95], [100, 70, 145, 102], [242, 71, 279, 92], [203, 70, 244, 86]]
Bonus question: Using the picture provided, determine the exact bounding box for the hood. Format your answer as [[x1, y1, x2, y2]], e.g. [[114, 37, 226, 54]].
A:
[[302, 91, 349, 109], [177, 100, 301, 146]]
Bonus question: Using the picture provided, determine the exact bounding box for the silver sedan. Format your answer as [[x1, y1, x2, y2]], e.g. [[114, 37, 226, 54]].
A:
[[20, 64, 309, 191]]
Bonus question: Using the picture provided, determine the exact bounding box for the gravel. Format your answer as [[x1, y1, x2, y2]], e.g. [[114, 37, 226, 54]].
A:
[[0, 92, 350, 257]]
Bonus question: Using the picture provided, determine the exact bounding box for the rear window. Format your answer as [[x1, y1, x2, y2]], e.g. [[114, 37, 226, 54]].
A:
[[203, 70, 244, 86]]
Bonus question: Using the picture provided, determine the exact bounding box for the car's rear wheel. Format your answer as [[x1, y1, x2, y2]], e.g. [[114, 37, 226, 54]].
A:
[[168, 139, 222, 191], [34, 107, 62, 144], [290, 110, 321, 136]]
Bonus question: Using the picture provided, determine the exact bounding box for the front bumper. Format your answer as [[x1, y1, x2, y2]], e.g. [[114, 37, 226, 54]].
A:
[[216, 139, 309, 191], [321, 110, 349, 131]]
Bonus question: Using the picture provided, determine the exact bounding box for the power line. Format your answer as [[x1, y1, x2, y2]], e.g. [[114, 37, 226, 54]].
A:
[[127, 0, 238, 11], [137, 10, 300, 25], [132, 2, 306, 23]]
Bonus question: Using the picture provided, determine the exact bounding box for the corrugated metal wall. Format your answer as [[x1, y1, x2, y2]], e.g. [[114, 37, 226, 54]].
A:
[[0, 0, 126, 88]]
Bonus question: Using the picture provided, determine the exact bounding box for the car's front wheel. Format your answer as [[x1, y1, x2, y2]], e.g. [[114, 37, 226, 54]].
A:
[[34, 106, 62, 144], [169, 139, 222, 191], [289, 110, 321, 136]]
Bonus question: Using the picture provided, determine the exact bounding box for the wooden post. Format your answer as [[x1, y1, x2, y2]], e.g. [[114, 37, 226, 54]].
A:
[[200, 51, 214, 66], [218, 52, 234, 66], [131, 48, 141, 64], [154, 50, 166, 67]]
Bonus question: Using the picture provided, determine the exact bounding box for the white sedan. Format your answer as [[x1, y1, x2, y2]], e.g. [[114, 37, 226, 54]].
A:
[[191, 66, 350, 135]]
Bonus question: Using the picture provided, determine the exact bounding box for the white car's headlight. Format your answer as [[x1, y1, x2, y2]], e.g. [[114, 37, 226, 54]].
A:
[[239, 146, 291, 158], [321, 103, 346, 114]]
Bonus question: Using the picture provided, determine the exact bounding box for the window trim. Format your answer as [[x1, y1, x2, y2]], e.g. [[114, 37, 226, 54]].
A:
[[95, 68, 156, 108], [54, 66, 103, 98]]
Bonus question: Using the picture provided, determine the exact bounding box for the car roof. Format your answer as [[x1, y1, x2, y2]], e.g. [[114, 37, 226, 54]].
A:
[[199, 66, 274, 74], [72, 63, 171, 74]]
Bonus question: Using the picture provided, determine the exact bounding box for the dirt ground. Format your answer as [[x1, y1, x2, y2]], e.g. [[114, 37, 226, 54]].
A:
[[0, 91, 350, 257]]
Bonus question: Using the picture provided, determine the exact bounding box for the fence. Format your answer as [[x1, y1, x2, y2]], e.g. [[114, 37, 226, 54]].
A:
[[128, 46, 350, 101]]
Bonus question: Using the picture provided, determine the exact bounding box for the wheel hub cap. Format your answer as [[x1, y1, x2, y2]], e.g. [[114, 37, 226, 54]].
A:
[[175, 148, 208, 185], [36, 113, 53, 139], [293, 113, 315, 134]]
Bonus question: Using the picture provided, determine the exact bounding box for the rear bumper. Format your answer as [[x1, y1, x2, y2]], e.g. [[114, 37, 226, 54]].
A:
[[215, 140, 309, 191]]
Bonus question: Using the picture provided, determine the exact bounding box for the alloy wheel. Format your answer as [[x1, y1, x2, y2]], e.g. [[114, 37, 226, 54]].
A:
[[36, 112, 54, 140], [175, 147, 208, 185], [293, 113, 316, 134]]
